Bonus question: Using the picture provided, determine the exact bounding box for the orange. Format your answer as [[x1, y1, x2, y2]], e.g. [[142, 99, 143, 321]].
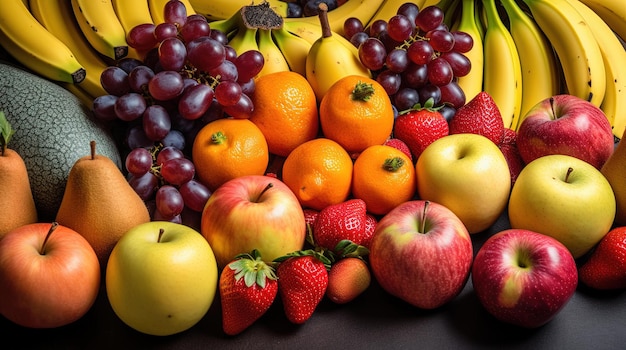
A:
[[192, 118, 269, 191], [249, 71, 319, 157], [281, 138, 353, 211], [319, 75, 394, 154], [352, 144, 416, 215]]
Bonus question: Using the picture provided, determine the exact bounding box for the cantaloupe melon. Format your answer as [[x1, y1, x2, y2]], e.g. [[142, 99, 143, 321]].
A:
[[0, 62, 121, 220]]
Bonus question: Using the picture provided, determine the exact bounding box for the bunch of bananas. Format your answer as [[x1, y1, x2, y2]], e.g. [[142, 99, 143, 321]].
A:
[[0, 0, 195, 107], [438, 0, 626, 139]]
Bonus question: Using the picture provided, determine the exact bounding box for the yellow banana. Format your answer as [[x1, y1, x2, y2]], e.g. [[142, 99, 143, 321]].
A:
[[305, 4, 371, 101], [455, 0, 484, 102], [29, 0, 108, 98], [71, 0, 128, 61], [60, 82, 96, 109], [188, 0, 287, 21], [272, 26, 312, 76], [285, 0, 386, 37], [227, 26, 260, 55], [0, 0, 85, 83], [481, 0, 522, 129], [257, 28, 290, 77], [567, 0, 626, 139], [501, 0, 560, 127], [367, 0, 428, 27], [112, 0, 155, 34], [521, 0, 605, 107], [578, 0, 626, 43], [148, 0, 197, 24]]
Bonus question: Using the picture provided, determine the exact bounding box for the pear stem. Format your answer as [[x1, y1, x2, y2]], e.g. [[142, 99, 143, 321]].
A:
[[564, 167, 574, 183], [317, 3, 332, 38], [158, 228, 165, 243], [89, 140, 96, 160], [40, 222, 59, 255]]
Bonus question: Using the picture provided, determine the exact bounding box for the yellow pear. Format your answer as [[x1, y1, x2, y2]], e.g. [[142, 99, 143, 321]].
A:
[[56, 141, 151, 267], [600, 140, 624, 225]]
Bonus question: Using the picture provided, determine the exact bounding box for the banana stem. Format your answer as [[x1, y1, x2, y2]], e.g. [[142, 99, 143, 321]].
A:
[[317, 3, 332, 38]]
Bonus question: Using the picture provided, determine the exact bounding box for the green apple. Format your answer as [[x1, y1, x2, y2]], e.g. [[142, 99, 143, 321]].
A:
[[508, 154, 616, 258], [416, 133, 511, 234], [106, 221, 218, 336]]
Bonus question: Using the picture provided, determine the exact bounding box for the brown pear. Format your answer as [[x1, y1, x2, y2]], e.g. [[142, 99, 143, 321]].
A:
[[56, 141, 151, 267], [601, 139, 625, 225], [0, 111, 38, 238]]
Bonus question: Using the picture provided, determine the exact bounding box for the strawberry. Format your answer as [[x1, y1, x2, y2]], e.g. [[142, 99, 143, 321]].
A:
[[579, 226, 626, 290], [383, 138, 413, 162], [498, 128, 525, 185], [275, 251, 330, 324], [448, 91, 505, 145], [363, 213, 378, 248], [326, 257, 371, 304], [313, 199, 368, 250], [393, 99, 449, 160], [219, 250, 278, 335]]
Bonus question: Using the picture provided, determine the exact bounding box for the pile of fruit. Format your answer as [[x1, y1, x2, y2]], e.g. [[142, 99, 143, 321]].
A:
[[1, 0, 626, 340]]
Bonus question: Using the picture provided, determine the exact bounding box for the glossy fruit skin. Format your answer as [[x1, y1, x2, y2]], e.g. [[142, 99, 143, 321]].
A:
[[313, 198, 369, 250], [276, 255, 329, 324], [326, 257, 371, 304], [319, 75, 395, 154], [0, 222, 100, 329], [201, 175, 306, 268], [219, 254, 278, 335], [579, 226, 626, 290], [393, 108, 449, 160], [516, 94, 614, 170], [448, 91, 505, 145], [369, 200, 473, 309], [472, 229, 578, 328]]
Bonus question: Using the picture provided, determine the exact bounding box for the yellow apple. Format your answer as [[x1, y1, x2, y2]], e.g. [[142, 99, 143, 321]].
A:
[[106, 221, 218, 336], [416, 133, 511, 234], [508, 154, 616, 258]]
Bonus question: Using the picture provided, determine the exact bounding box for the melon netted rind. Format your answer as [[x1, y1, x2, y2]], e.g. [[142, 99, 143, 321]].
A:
[[0, 62, 122, 220]]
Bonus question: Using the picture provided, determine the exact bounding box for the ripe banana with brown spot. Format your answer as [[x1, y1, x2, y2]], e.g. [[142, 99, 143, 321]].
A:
[[521, 0, 605, 107], [0, 0, 85, 83], [71, 0, 128, 60]]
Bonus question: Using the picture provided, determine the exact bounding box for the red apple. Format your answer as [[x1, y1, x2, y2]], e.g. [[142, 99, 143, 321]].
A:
[[516, 94, 614, 169], [471, 229, 578, 328], [0, 222, 100, 328], [369, 200, 473, 309], [201, 175, 306, 268]]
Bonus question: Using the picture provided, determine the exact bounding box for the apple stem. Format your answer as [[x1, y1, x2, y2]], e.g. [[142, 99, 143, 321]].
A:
[[40, 222, 59, 255], [420, 201, 430, 234], [254, 183, 274, 202], [158, 228, 165, 243], [549, 97, 556, 120], [564, 167, 574, 183], [89, 140, 96, 160]]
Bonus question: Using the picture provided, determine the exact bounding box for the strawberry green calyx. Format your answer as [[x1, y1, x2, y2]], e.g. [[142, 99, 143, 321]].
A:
[[333, 239, 369, 259], [274, 249, 332, 270], [382, 157, 405, 172], [399, 97, 443, 115], [230, 249, 277, 288], [351, 81, 376, 102], [0, 111, 15, 155]]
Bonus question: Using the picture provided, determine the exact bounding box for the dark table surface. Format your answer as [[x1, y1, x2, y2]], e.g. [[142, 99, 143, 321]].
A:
[[2, 210, 625, 350]]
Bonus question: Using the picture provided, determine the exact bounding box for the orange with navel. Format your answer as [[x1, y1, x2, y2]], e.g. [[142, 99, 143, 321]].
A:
[[281, 138, 353, 211], [192, 118, 269, 191], [352, 144, 416, 215], [249, 71, 319, 157], [319, 75, 394, 154]]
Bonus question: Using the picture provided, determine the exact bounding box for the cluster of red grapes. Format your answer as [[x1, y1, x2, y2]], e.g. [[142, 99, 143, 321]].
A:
[[91, 0, 264, 222], [344, 3, 473, 119]]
